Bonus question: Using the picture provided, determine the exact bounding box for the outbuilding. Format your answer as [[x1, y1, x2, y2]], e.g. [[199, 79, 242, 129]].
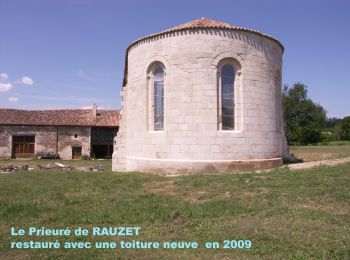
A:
[[0, 105, 118, 159]]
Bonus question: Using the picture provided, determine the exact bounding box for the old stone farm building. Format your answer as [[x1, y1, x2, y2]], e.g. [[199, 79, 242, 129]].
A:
[[0, 106, 118, 159], [113, 18, 287, 174]]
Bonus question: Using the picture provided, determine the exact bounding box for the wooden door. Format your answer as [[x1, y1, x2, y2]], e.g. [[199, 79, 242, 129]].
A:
[[72, 147, 82, 159], [12, 136, 35, 158]]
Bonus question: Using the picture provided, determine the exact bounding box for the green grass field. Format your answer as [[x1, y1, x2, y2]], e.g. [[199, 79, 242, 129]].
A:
[[1, 155, 349, 259]]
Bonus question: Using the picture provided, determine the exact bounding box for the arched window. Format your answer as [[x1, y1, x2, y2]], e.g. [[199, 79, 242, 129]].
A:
[[221, 64, 235, 130], [147, 62, 165, 131], [153, 67, 164, 130]]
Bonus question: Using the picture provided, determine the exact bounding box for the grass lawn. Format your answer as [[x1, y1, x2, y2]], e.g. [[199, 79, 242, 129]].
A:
[[0, 160, 349, 259], [290, 144, 350, 162]]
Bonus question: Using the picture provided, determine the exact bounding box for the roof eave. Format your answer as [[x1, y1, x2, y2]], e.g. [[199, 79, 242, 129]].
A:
[[122, 26, 284, 87]]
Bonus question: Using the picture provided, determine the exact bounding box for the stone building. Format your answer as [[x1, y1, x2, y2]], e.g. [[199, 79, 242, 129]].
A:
[[0, 106, 119, 159], [113, 18, 287, 174]]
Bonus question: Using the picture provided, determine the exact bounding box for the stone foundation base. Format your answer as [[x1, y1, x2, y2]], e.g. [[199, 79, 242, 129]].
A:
[[123, 157, 283, 175]]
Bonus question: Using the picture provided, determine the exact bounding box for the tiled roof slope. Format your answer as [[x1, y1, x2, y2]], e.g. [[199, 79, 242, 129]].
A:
[[0, 109, 119, 127], [168, 18, 235, 30]]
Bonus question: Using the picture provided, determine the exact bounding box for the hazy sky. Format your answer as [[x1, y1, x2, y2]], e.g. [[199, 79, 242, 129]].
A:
[[0, 0, 349, 117]]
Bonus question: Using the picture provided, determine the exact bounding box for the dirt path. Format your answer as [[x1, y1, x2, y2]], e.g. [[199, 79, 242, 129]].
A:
[[286, 156, 350, 170]]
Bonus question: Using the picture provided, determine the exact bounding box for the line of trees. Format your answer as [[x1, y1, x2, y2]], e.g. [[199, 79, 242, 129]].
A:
[[282, 83, 349, 145]]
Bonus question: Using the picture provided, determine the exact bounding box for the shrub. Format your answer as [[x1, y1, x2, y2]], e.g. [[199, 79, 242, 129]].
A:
[[81, 154, 90, 160], [340, 116, 350, 140]]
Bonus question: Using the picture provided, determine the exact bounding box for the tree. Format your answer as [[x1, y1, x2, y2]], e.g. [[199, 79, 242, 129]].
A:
[[340, 116, 350, 140], [324, 117, 341, 129], [282, 83, 326, 145]]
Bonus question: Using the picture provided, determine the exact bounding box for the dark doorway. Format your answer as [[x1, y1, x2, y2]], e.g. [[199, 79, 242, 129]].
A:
[[92, 144, 113, 159], [12, 135, 35, 158], [91, 127, 117, 159], [72, 147, 82, 160]]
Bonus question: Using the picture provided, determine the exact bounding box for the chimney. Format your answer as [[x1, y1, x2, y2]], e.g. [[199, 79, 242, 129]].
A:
[[92, 103, 97, 117]]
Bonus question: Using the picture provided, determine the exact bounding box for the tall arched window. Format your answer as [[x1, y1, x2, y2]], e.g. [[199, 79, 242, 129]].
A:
[[146, 62, 165, 132], [153, 67, 164, 131], [221, 64, 235, 130]]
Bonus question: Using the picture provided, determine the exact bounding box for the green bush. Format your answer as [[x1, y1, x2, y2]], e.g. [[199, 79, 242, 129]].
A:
[[321, 131, 340, 142], [81, 154, 90, 160], [283, 83, 326, 145], [340, 116, 350, 140], [299, 125, 321, 145]]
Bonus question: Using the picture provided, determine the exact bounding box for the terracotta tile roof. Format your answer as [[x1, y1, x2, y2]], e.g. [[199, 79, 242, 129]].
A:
[[0, 109, 119, 127], [166, 18, 238, 31], [123, 18, 284, 87]]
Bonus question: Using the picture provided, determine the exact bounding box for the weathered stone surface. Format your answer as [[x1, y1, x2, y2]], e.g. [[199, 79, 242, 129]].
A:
[[0, 125, 90, 160], [0, 107, 118, 160], [74, 165, 105, 171], [0, 164, 28, 172]]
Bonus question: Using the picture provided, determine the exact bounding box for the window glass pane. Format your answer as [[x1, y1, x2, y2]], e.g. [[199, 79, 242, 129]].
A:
[[13, 136, 24, 143], [154, 67, 164, 130], [221, 65, 235, 130], [154, 68, 163, 82], [26, 136, 35, 143]]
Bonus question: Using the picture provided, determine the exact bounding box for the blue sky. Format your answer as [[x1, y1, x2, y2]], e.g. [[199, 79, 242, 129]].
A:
[[0, 0, 349, 118]]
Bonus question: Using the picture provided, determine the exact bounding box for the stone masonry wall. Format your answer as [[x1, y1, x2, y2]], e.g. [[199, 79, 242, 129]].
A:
[[113, 28, 284, 173], [0, 125, 90, 159]]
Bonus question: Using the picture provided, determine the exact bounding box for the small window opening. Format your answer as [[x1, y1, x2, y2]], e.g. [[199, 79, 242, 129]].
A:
[[153, 67, 164, 131], [221, 64, 235, 130]]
